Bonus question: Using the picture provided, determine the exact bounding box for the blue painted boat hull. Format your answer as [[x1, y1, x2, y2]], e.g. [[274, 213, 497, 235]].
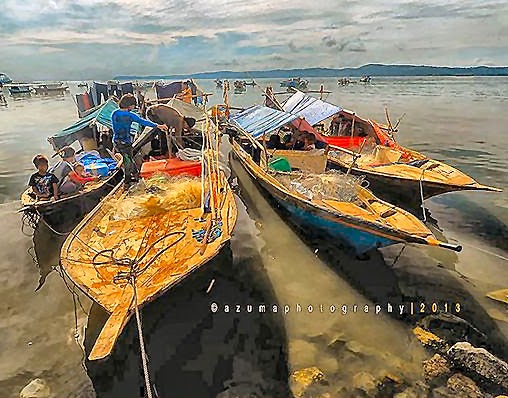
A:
[[272, 192, 396, 255], [230, 149, 399, 255]]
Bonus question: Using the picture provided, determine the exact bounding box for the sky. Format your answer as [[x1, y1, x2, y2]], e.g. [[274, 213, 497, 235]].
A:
[[1, 0, 507, 80]]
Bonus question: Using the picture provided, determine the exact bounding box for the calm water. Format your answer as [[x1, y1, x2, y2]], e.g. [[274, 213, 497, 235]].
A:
[[0, 77, 507, 397]]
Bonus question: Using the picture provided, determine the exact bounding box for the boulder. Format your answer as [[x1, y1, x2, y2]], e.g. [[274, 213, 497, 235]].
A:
[[290, 367, 327, 398], [423, 354, 451, 384], [394, 387, 420, 398], [447, 342, 508, 390], [345, 340, 377, 357], [418, 313, 486, 347], [446, 373, 483, 398], [352, 371, 378, 396], [431, 386, 457, 398], [377, 373, 406, 396], [19, 379, 50, 398], [413, 326, 449, 353]]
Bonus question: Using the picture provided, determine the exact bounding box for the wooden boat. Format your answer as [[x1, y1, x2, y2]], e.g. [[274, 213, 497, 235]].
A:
[[60, 103, 237, 361], [33, 81, 69, 95], [5, 83, 32, 94], [280, 77, 308, 90], [228, 104, 462, 255], [278, 90, 501, 208], [20, 99, 125, 232], [0, 73, 12, 84]]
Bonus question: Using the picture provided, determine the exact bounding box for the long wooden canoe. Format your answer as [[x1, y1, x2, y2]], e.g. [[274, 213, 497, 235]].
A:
[[275, 90, 501, 208], [230, 138, 461, 255], [324, 111, 501, 207], [20, 154, 123, 232], [60, 157, 237, 360]]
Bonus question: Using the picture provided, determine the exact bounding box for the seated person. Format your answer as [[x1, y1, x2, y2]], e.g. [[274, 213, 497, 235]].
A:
[[29, 155, 59, 201], [287, 129, 306, 150], [50, 146, 76, 183], [303, 133, 316, 150], [59, 163, 99, 195], [331, 115, 352, 136], [266, 134, 286, 150], [176, 81, 192, 104], [356, 126, 368, 137]]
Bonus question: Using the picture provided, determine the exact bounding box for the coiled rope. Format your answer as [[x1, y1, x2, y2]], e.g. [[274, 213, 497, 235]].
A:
[[89, 230, 185, 398]]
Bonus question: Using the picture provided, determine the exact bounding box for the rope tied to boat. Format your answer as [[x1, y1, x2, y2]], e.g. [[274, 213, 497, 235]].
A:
[[88, 230, 185, 397]]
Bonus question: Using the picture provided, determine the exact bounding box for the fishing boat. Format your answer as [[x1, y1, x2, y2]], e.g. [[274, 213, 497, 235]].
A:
[[278, 90, 501, 207], [33, 81, 69, 95], [280, 77, 308, 90], [20, 99, 125, 233], [0, 73, 12, 84], [234, 80, 246, 89], [5, 83, 32, 95], [77, 81, 88, 88], [60, 101, 237, 361], [228, 104, 461, 255]]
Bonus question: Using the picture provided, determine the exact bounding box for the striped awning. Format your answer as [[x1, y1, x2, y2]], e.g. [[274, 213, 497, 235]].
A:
[[229, 105, 298, 138], [283, 90, 342, 125]]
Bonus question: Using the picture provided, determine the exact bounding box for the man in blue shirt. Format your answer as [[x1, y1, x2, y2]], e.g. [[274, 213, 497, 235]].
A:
[[112, 94, 168, 186]]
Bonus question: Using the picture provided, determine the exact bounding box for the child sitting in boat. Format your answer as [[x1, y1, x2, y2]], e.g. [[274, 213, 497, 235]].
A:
[[59, 163, 99, 195], [50, 146, 76, 183], [29, 154, 59, 201]]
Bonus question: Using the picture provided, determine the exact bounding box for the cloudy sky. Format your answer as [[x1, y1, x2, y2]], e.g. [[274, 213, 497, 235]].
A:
[[1, 0, 507, 80]]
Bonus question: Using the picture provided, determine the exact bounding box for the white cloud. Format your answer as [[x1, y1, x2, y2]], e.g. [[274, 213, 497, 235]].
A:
[[0, 0, 507, 79]]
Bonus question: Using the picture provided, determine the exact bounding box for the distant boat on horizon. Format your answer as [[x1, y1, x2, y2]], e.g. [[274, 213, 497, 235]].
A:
[[0, 73, 12, 85]]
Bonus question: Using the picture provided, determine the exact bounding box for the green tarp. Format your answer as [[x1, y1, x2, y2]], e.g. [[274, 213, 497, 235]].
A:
[[48, 99, 139, 150]]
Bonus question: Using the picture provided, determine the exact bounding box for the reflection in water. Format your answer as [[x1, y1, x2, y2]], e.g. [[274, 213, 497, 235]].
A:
[[85, 237, 291, 397], [32, 220, 67, 290], [432, 194, 508, 252], [230, 149, 508, 392]]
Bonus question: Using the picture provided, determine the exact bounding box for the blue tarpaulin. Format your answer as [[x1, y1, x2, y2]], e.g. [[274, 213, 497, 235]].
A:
[[229, 105, 298, 138], [48, 99, 139, 150], [282, 90, 342, 125]]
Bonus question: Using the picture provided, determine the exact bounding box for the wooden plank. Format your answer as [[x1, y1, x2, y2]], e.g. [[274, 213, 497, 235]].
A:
[[89, 298, 132, 360]]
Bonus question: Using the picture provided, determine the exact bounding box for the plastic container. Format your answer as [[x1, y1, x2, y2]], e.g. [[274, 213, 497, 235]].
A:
[[86, 162, 109, 177], [268, 157, 291, 172], [140, 158, 202, 179]]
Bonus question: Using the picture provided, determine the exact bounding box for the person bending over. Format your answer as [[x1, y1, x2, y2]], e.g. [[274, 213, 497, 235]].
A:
[[112, 94, 168, 186], [29, 155, 59, 201]]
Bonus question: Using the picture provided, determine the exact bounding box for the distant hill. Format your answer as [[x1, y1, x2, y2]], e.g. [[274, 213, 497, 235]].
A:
[[114, 64, 508, 80]]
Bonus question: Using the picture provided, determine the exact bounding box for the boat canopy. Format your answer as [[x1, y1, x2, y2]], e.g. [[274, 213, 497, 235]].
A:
[[282, 90, 342, 125], [229, 105, 298, 138], [48, 98, 137, 150]]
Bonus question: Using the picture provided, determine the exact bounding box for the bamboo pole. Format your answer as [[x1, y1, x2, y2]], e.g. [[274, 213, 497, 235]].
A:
[[350, 113, 356, 138], [346, 138, 366, 176]]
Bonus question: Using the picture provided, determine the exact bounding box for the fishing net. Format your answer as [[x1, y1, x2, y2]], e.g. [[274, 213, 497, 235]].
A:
[[328, 140, 378, 165], [275, 169, 365, 202], [107, 173, 202, 220]]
